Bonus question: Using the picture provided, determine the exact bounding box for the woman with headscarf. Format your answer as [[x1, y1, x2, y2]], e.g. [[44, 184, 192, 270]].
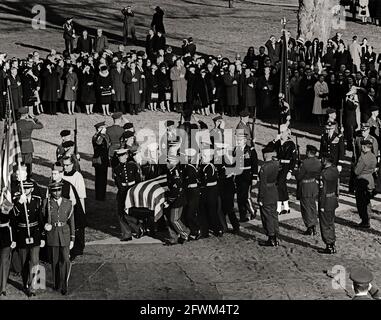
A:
[[146, 64, 159, 111], [96, 65, 113, 116], [80, 64, 96, 115], [64, 64, 78, 115], [313, 74, 329, 126]]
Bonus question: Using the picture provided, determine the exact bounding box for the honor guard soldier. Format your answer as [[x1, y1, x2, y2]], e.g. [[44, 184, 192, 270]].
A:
[[160, 120, 179, 153], [181, 148, 201, 240], [141, 143, 164, 180], [367, 105, 381, 146], [234, 132, 258, 222], [106, 112, 125, 170], [56, 130, 71, 162], [45, 182, 74, 295], [326, 108, 340, 133], [354, 140, 377, 229], [236, 110, 253, 147], [295, 145, 321, 236], [92, 121, 110, 201], [210, 115, 225, 147], [61, 141, 81, 172], [16, 107, 44, 178], [113, 148, 142, 241], [163, 154, 191, 245], [274, 124, 297, 215], [318, 156, 339, 254], [11, 180, 45, 297], [349, 267, 381, 300], [198, 147, 224, 238], [258, 143, 280, 247], [0, 206, 16, 296]]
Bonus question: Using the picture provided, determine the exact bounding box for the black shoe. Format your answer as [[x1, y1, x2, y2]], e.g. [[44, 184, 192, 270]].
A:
[[318, 244, 336, 254], [311, 226, 317, 236], [61, 289, 67, 296], [163, 238, 177, 246], [0, 291, 6, 296], [250, 211, 257, 220], [189, 230, 201, 240], [303, 227, 313, 236], [178, 237, 188, 244], [279, 210, 289, 215], [215, 230, 224, 237], [259, 237, 279, 247], [355, 222, 370, 229], [120, 237, 133, 242], [240, 217, 249, 223], [232, 227, 240, 235]]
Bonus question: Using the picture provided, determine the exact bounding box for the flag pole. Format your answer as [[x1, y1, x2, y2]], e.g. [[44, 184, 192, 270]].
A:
[[6, 79, 32, 240]]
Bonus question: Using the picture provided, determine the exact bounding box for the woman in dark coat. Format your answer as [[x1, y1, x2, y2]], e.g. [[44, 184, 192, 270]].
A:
[[205, 63, 217, 115], [145, 29, 155, 61], [20, 67, 39, 115], [9, 67, 23, 115], [240, 68, 257, 117], [157, 64, 171, 112], [256, 65, 276, 119], [110, 61, 126, 113], [222, 64, 239, 116], [146, 64, 159, 111], [123, 61, 142, 115], [243, 47, 256, 69], [63, 65, 78, 115], [80, 64, 96, 115], [199, 69, 210, 115], [151, 6, 165, 34], [327, 73, 341, 113], [185, 65, 198, 113], [96, 65, 113, 116], [41, 63, 60, 115]]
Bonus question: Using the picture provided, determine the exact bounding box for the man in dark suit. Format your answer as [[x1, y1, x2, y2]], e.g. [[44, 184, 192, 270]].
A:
[[265, 35, 281, 66], [63, 17, 76, 54], [45, 181, 74, 295], [16, 107, 44, 178], [76, 30, 92, 54], [94, 29, 109, 53]]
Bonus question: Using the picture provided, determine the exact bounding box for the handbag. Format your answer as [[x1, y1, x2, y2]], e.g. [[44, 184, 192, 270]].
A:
[[101, 90, 112, 96]]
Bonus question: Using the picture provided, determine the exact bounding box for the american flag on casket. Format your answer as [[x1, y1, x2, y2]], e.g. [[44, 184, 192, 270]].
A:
[[124, 175, 168, 222]]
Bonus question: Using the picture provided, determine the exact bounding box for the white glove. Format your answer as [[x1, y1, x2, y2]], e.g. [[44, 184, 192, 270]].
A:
[[19, 193, 27, 204], [132, 78, 138, 82], [286, 171, 292, 180], [40, 240, 45, 248], [232, 80, 237, 85], [10, 242, 16, 249], [44, 223, 52, 232], [69, 241, 74, 250], [259, 202, 263, 207], [337, 165, 342, 173], [72, 86, 76, 90], [139, 90, 143, 94], [163, 202, 169, 209], [111, 89, 116, 94]]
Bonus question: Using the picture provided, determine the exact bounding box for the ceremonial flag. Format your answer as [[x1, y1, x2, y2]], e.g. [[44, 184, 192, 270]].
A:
[[279, 19, 290, 103], [0, 83, 22, 213], [125, 175, 168, 221]]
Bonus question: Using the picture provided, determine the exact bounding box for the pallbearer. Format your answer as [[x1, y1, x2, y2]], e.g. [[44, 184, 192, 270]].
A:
[[295, 145, 321, 236], [258, 144, 280, 247], [318, 157, 339, 254], [45, 182, 74, 295]]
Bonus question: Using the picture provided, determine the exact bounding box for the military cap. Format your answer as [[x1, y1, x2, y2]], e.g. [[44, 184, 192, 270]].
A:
[[349, 267, 373, 285], [130, 49, 137, 54], [306, 145, 318, 154], [115, 148, 128, 156], [49, 181, 63, 191], [137, 50, 145, 57], [52, 162, 64, 172], [20, 180, 34, 189], [123, 122, 134, 130], [94, 121, 106, 129], [18, 107, 28, 115], [62, 140, 75, 148], [325, 121, 337, 129], [361, 123, 370, 131], [121, 131, 134, 140], [183, 148, 197, 157], [112, 112, 123, 120], [370, 105, 379, 112], [200, 68, 207, 74], [198, 121, 208, 130], [213, 115, 223, 122], [165, 120, 175, 127], [60, 130, 71, 137], [239, 110, 250, 118], [361, 139, 373, 146], [66, 17, 73, 21], [326, 108, 336, 115]]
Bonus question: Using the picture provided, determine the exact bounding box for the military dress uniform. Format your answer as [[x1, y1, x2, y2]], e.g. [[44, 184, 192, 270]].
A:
[[319, 163, 339, 254], [106, 117, 125, 170], [236, 118, 253, 147], [45, 184, 75, 294], [182, 159, 201, 238], [113, 152, 142, 240], [0, 209, 13, 295], [274, 138, 297, 207], [92, 124, 111, 201], [11, 187, 44, 295], [354, 143, 377, 228], [319, 130, 345, 166], [258, 152, 280, 246], [199, 162, 223, 237], [295, 149, 321, 235], [165, 162, 191, 243], [16, 110, 44, 178], [233, 143, 258, 222]]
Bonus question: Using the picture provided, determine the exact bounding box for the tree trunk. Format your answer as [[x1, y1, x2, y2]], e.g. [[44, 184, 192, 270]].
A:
[[298, 0, 340, 49]]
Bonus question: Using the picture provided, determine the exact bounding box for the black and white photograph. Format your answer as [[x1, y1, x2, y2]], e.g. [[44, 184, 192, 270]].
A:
[[1, 0, 381, 306]]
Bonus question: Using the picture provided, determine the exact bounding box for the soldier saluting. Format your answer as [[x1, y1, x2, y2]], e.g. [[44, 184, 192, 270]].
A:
[[11, 180, 45, 297], [16, 107, 43, 179], [318, 156, 339, 254], [258, 143, 280, 247], [44, 181, 75, 295], [295, 145, 321, 236], [319, 121, 345, 170]]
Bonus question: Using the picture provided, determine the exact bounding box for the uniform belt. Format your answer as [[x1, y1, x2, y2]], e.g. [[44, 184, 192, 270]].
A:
[[128, 181, 136, 186], [240, 166, 252, 170], [18, 221, 38, 228], [326, 193, 336, 198], [53, 222, 66, 227], [266, 183, 276, 187], [0, 222, 10, 227], [187, 183, 198, 189], [280, 160, 291, 164], [206, 181, 217, 187], [302, 179, 317, 183]]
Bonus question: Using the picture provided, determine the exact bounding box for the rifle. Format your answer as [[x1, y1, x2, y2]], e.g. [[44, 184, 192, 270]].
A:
[[295, 134, 301, 200], [318, 159, 323, 217], [74, 118, 79, 160], [251, 107, 257, 144]]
